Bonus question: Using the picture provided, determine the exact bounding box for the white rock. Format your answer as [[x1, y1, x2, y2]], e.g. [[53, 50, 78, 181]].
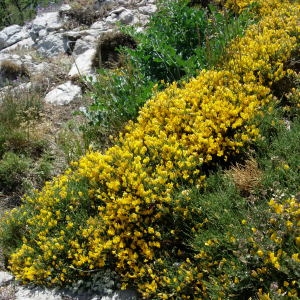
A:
[[0, 271, 13, 286], [68, 48, 96, 77], [110, 7, 126, 15], [30, 12, 64, 41], [72, 37, 96, 55], [119, 9, 134, 25], [0, 25, 21, 37], [0, 32, 8, 49], [6, 28, 29, 46], [44, 81, 82, 105], [59, 4, 72, 13], [16, 286, 63, 300], [0, 25, 27, 50], [138, 4, 157, 15], [36, 33, 67, 57], [90, 20, 108, 30], [138, 0, 156, 5], [1, 37, 34, 53]]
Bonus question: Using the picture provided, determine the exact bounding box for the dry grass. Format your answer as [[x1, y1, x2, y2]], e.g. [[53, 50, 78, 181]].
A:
[[227, 157, 262, 197]]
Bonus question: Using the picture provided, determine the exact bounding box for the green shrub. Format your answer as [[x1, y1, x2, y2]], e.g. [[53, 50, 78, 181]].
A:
[[82, 61, 154, 144], [0, 90, 45, 156], [83, 0, 255, 145], [0, 152, 31, 194], [56, 121, 87, 164], [0, 89, 51, 199], [123, 0, 256, 82]]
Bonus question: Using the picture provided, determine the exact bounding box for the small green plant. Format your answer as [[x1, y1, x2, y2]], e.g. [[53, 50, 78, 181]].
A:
[[0, 89, 51, 201], [0, 90, 45, 153], [0, 152, 31, 194], [56, 121, 87, 164], [82, 60, 154, 145]]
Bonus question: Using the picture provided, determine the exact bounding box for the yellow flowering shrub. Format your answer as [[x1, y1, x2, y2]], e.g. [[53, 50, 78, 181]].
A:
[[176, 195, 300, 299], [0, 0, 299, 298], [250, 197, 299, 298]]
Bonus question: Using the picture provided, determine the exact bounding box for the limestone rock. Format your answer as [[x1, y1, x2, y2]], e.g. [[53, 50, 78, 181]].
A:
[[68, 48, 97, 78], [0, 271, 13, 286], [106, 7, 134, 25], [30, 12, 64, 42], [36, 33, 68, 57], [44, 81, 82, 105], [0, 25, 29, 50], [138, 4, 157, 15]]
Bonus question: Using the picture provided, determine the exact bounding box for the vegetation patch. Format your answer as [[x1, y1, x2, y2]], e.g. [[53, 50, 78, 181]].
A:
[[0, 0, 299, 299]]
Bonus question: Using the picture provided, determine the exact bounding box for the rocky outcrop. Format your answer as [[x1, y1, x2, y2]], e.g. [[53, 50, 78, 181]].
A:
[[68, 48, 97, 78], [0, 25, 29, 50], [0, 0, 156, 106]]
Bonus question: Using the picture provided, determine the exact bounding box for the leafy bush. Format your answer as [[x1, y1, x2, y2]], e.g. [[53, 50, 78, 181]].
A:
[[123, 0, 256, 82], [0, 60, 29, 88], [81, 61, 154, 146], [0, 91, 45, 155], [83, 0, 255, 141], [0, 152, 31, 194], [0, 90, 52, 199]]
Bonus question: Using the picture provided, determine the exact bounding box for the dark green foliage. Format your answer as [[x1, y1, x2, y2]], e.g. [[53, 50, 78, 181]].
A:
[[0, 152, 31, 193], [123, 0, 255, 82], [81, 62, 154, 148]]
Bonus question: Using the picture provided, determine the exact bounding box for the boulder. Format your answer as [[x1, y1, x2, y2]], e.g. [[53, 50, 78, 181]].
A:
[[0, 271, 13, 286], [106, 7, 134, 25], [72, 36, 97, 55], [68, 48, 97, 78], [30, 12, 64, 42], [1, 37, 35, 53], [0, 25, 28, 50], [44, 81, 82, 105], [138, 4, 157, 15], [36, 33, 68, 57]]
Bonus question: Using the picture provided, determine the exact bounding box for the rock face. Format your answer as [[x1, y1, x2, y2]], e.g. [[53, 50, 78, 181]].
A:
[[0, 0, 157, 106]]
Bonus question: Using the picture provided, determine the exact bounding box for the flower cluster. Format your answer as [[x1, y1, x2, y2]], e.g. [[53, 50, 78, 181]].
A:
[[0, 0, 299, 298]]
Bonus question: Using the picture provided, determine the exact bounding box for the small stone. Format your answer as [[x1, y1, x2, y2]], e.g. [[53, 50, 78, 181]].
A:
[[0, 271, 13, 286], [44, 81, 82, 105]]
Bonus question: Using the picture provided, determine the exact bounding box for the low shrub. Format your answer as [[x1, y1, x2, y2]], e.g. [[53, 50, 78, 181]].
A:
[[123, 0, 256, 82], [0, 152, 31, 194], [0, 60, 29, 88], [84, 0, 256, 142], [0, 89, 52, 201], [81, 61, 154, 145]]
